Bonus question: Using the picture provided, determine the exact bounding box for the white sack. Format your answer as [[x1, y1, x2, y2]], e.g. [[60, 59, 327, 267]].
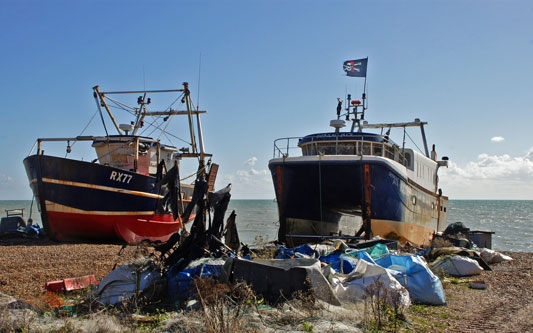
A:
[[480, 248, 513, 264], [325, 259, 410, 307], [431, 255, 483, 277]]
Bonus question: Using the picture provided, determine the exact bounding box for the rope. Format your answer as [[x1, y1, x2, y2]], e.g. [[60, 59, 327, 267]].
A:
[[180, 165, 206, 182]]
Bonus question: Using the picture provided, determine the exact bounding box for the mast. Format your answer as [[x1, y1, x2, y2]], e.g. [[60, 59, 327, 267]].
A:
[[183, 82, 198, 154], [132, 93, 147, 136], [91, 84, 211, 162]]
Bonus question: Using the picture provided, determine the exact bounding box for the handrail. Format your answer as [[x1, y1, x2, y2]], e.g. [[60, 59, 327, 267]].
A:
[[273, 137, 302, 158], [272, 135, 411, 167]]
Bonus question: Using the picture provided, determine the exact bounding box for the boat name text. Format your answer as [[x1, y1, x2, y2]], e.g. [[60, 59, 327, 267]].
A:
[[110, 171, 133, 184]]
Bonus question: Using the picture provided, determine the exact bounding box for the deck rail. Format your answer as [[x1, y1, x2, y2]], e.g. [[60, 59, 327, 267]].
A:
[[273, 137, 303, 158]]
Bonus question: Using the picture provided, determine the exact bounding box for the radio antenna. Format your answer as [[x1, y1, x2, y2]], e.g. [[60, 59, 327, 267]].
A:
[[142, 65, 146, 91], [197, 53, 202, 110]]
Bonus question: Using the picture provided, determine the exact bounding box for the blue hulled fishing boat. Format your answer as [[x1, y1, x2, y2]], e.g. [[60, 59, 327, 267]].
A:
[[269, 60, 449, 245]]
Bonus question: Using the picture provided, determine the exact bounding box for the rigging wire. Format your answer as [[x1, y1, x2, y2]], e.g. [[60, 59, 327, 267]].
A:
[[104, 96, 137, 112], [157, 113, 173, 140], [105, 91, 191, 145], [404, 129, 424, 155], [67, 109, 99, 155], [141, 92, 184, 139], [94, 95, 110, 137]]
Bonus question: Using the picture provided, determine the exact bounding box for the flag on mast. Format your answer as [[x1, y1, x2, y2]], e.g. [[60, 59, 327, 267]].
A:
[[343, 58, 368, 77]]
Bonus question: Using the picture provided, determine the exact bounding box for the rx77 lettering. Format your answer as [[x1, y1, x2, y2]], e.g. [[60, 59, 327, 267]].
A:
[[109, 171, 133, 184]]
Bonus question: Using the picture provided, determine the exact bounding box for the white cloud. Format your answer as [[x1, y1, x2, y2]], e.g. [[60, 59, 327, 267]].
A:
[[218, 158, 274, 199], [490, 136, 505, 142], [245, 157, 258, 166], [0, 173, 14, 184], [439, 147, 533, 199]]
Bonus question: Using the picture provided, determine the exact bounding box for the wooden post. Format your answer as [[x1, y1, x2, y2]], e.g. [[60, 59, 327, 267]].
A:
[[134, 137, 139, 172]]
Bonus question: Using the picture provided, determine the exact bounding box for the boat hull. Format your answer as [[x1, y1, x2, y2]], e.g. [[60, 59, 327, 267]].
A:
[[269, 156, 448, 245], [23, 154, 191, 244]]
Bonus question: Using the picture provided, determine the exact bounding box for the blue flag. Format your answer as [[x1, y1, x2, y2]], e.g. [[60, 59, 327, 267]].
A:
[[343, 58, 368, 77]]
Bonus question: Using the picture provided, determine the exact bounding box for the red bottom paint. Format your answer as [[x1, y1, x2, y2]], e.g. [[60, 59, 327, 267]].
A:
[[46, 211, 187, 244]]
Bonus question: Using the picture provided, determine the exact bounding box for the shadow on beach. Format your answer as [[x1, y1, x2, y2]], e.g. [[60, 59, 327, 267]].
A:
[[0, 237, 127, 247]]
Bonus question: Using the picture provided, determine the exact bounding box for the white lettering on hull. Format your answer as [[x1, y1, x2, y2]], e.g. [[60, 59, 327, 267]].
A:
[[110, 171, 133, 184]]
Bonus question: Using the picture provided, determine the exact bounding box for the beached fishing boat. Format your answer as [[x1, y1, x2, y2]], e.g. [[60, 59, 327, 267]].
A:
[[269, 92, 449, 246], [24, 82, 218, 244]]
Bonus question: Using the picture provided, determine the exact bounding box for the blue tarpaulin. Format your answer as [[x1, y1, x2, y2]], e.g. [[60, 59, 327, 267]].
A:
[[277, 244, 317, 259], [376, 254, 446, 305], [330, 256, 359, 274], [167, 262, 224, 302]]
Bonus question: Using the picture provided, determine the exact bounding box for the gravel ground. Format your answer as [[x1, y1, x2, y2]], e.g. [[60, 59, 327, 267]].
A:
[[1, 238, 531, 332], [406, 251, 533, 332], [0, 238, 139, 300]]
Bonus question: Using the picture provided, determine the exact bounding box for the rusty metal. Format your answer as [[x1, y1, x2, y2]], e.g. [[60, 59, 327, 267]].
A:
[[363, 164, 373, 239]]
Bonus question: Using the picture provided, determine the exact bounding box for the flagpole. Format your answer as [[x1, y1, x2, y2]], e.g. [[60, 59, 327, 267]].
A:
[[362, 57, 368, 119]]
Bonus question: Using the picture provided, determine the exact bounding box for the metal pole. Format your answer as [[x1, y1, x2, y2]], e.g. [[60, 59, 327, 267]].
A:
[[420, 123, 430, 158], [93, 86, 122, 135], [134, 137, 139, 172], [101, 89, 184, 94], [183, 82, 198, 154], [196, 111, 206, 157]]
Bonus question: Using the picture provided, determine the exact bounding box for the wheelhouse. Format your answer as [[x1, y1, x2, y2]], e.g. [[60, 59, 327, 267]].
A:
[[92, 135, 179, 176], [298, 132, 397, 160]]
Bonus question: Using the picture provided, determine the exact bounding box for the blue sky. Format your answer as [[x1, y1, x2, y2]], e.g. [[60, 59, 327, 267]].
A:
[[1, 0, 532, 200]]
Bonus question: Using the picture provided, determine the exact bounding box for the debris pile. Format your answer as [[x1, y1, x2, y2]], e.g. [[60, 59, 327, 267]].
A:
[[88, 181, 509, 312], [0, 183, 515, 331]]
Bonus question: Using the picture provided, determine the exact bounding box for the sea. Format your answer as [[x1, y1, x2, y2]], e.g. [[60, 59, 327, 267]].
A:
[[1, 200, 531, 252]]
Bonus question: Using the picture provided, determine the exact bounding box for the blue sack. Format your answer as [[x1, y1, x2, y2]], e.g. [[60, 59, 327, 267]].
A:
[[319, 251, 343, 264], [330, 256, 359, 274], [357, 250, 377, 264], [277, 244, 317, 259], [167, 263, 224, 303], [276, 245, 295, 259], [376, 254, 446, 305]]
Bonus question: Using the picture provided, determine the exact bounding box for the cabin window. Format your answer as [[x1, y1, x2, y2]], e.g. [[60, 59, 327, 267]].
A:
[[361, 142, 371, 155], [385, 146, 394, 159], [373, 143, 383, 157], [301, 141, 395, 158], [337, 144, 355, 155], [317, 144, 337, 155], [301, 144, 316, 156], [403, 152, 414, 170]]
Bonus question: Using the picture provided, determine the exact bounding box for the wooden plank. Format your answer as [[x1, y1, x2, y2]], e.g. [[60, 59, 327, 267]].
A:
[[207, 163, 219, 192]]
